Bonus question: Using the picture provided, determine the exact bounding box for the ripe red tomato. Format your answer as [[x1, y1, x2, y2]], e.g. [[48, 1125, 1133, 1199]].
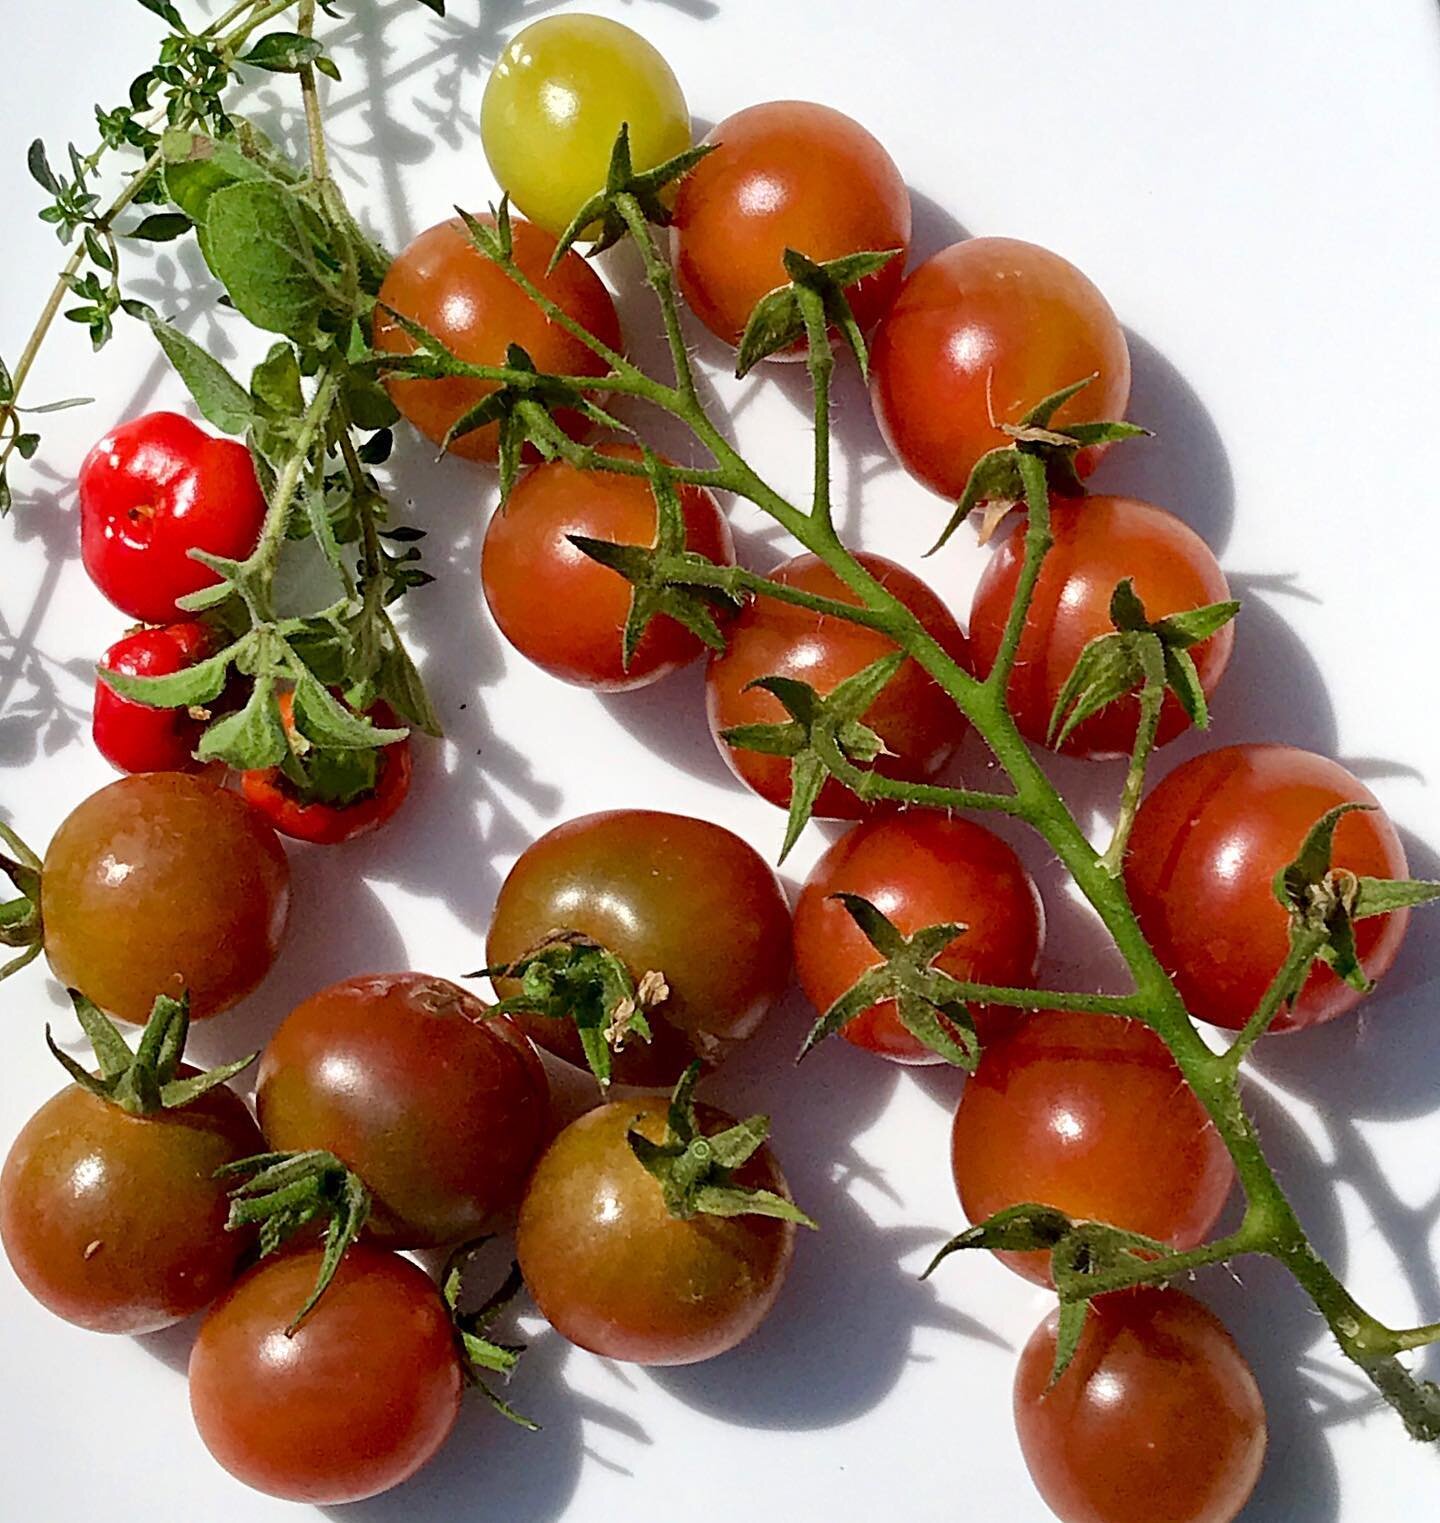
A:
[[1015, 1288, 1267, 1523], [374, 213, 622, 463], [968, 496, 1235, 759], [256, 974, 549, 1248], [1125, 745, 1411, 1032], [870, 238, 1130, 501], [0, 1073, 262, 1333], [672, 100, 911, 352], [950, 1011, 1235, 1283], [40, 773, 290, 1022], [517, 1095, 796, 1364], [93, 619, 217, 773], [705, 551, 969, 817], [486, 811, 792, 1086], [189, 1245, 462, 1503], [482, 444, 735, 690], [78, 413, 268, 623], [794, 814, 1044, 1064]]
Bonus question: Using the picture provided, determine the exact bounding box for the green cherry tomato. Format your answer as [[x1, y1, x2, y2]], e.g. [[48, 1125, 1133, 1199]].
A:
[[481, 15, 692, 238]]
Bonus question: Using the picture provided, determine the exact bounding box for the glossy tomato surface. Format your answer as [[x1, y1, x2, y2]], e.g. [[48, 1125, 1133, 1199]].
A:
[[482, 444, 735, 690], [486, 811, 792, 1086], [41, 773, 290, 1022], [0, 1078, 261, 1333], [256, 974, 549, 1247], [794, 814, 1044, 1063], [950, 1011, 1235, 1283], [93, 619, 217, 774], [968, 496, 1235, 758], [706, 551, 968, 817], [673, 100, 911, 351], [517, 1095, 796, 1365], [1015, 1288, 1267, 1523], [189, 1246, 461, 1504], [1126, 744, 1410, 1032], [870, 238, 1130, 501], [375, 214, 621, 462]]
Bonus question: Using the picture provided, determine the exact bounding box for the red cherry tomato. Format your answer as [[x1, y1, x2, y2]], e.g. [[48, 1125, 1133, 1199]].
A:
[[189, 1246, 462, 1504], [482, 444, 735, 690], [1125, 745, 1411, 1032], [672, 101, 911, 353], [705, 551, 968, 818], [968, 496, 1235, 759], [794, 814, 1044, 1064], [239, 693, 412, 846], [93, 619, 217, 773], [374, 214, 622, 463], [950, 1011, 1235, 1283], [256, 974, 549, 1248], [78, 412, 268, 623], [1014, 1288, 1267, 1523], [870, 238, 1131, 501]]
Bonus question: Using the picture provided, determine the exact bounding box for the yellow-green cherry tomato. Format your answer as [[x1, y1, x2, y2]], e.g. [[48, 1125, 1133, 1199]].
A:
[[481, 14, 692, 237]]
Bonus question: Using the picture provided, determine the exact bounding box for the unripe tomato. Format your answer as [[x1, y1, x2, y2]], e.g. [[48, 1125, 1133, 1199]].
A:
[[93, 619, 217, 773]]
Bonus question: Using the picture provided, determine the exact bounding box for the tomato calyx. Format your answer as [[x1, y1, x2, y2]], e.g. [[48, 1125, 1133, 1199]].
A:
[[0, 820, 43, 979], [797, 893, 981, 1069], [721, 654, 904, 859], [441, 1242, 538, 1431], [476, 929, 666, 1091], [44, 987, 257, 1116], [930, 374, 1149, 553], [627, 1063, 817, 1228], [1049, 578, 1241, 748], [218, 1149, 372, 1331]]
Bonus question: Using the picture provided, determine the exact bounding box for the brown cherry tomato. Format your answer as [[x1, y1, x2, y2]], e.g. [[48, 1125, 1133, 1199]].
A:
[[517, 1096, 796, 1365]]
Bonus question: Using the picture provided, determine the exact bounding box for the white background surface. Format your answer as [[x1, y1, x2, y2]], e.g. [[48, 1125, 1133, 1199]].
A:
[[2, 2, 1440, 1519]]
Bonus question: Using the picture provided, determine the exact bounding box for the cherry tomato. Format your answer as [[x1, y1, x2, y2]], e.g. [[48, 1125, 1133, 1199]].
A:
[[1015, 1288, 1267, 1523], [705, 551, 968, 818], [950, 1011, 1235, 1284], [189, 1245, 461, 1504], [795, 815, 1044, 1064], [78, 412, 268, 623], [481, 15, 692, 239], [374, 214, 622, 464], [968, 496, 1235, 759], [93, 619, 217, 774], [1125, 745, 1410, 1032], [238, 694, 412, 846], [486, 811, 792, 1086], [870, 238, 1131, 501], [482, 444, 735, 690], [673, 100, 911, 352], [257, 974, 549, 1248], [41, 773, 290, 1022], [0, 1072, 262, 1334], [517, 1095, 795, 1364]]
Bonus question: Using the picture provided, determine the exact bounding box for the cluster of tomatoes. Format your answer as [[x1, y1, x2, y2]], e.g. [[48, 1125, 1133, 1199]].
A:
[[0, 12, 1424, 1523]]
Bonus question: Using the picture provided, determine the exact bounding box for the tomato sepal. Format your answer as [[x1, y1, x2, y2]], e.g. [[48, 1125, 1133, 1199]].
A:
[[441, 1243, 539, 1431], [0, 820, 43, 965]]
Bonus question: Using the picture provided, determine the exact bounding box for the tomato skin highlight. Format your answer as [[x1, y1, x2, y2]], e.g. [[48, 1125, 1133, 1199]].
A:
[[673, 100, 911, 352], [517, 1096, 796, 1365], [705, 551, 968, 818], [481, 15, 692, 239], [1014, 1287, 1267, 1523], [487, 811, 792, 1086], [968, 495, 1235, 759], [41, 772, 291, 1023], [189, 1245, 462, 1504], [794, 814, 1044, 1064], [950, 1011, 1235, 1283], [256, 974, 549, 1248], [870, 238, 1130, 501], [93, 619, 216, 774], [0, 1077, 262, 1334], [374, 214, 622, 463], [482, 444, 735, 690], [1125, 744, 1410, 1032], [78, 412, 268, 623]]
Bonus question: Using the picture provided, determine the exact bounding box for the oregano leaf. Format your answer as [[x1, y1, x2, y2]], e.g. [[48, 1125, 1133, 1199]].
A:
[[143, 311, 255, 434], [198, 180, 331, 340]]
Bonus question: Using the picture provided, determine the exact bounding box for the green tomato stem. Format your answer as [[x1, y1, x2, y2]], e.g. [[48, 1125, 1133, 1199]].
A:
[[1098, 664, 1166, 877]]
